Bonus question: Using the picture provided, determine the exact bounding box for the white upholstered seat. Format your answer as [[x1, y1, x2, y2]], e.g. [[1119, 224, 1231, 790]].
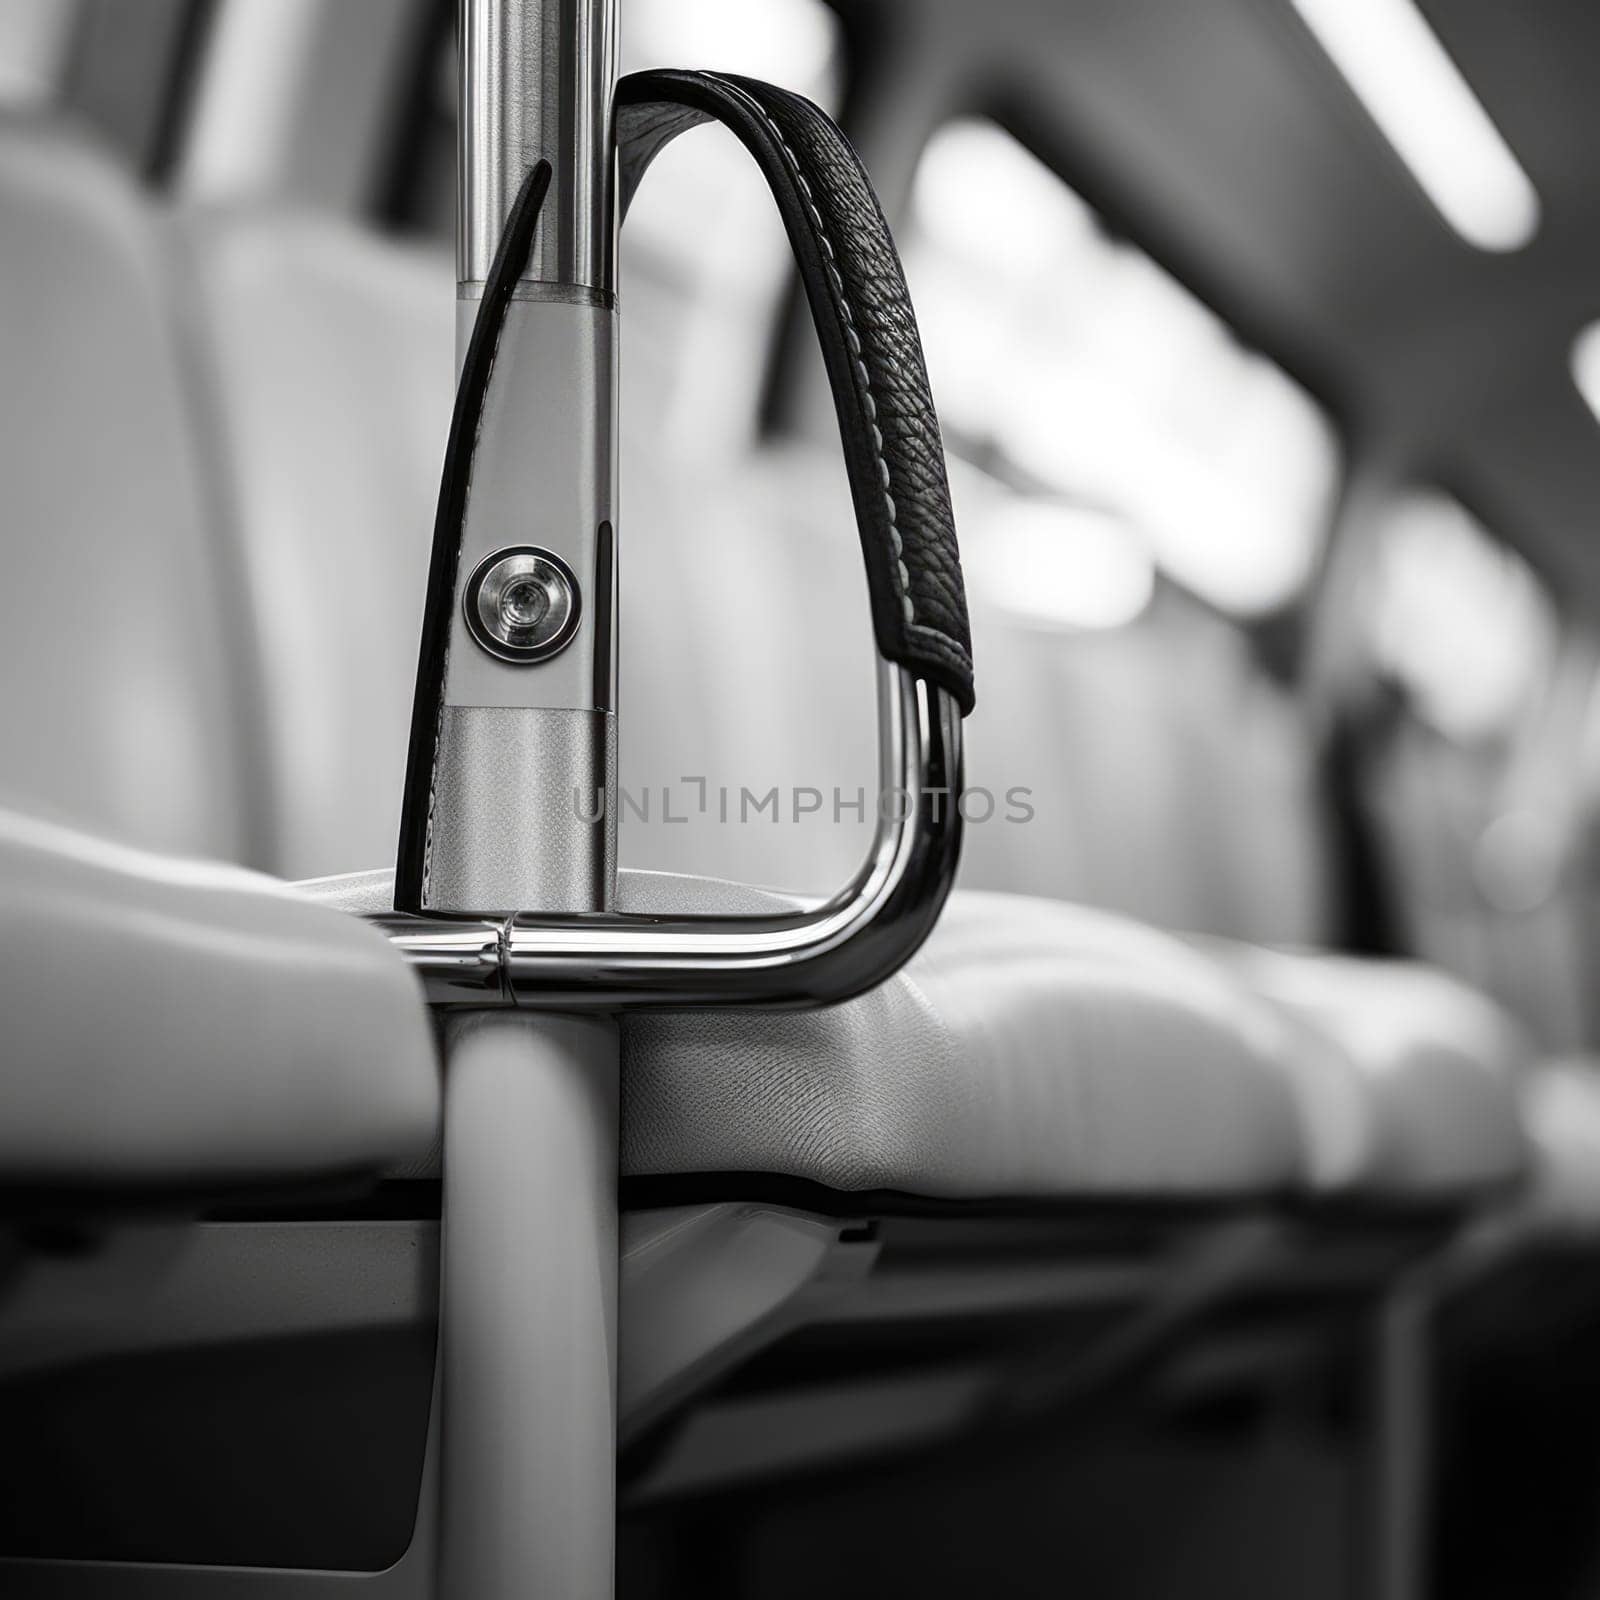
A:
[[305, 868, 1307, 1200]]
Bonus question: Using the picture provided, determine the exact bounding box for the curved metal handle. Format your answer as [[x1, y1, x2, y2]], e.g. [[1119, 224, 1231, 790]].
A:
[[381, 69, 971, 1010], [378, 663, 962, 1009]]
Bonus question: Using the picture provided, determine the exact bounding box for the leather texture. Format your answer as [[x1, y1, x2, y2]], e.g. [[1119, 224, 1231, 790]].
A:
[[617, 70, 976, 714], [307, 868, 1306, 1200], [0, 810, 438, 1189], [1209, 942, 1531, 1197]]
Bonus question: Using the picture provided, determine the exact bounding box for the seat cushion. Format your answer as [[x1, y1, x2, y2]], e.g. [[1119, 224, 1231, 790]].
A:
[[635, 881, 1310, 1200], [0, 811, 439, 1190], [307, 870, 1308, 1202], [1208, 943, 1530, 1199]]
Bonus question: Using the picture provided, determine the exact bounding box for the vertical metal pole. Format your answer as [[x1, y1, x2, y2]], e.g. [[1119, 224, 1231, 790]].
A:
[[437, 2, 620, 1595], [459, 0, 615, 303], [432, 0, 618, 914]]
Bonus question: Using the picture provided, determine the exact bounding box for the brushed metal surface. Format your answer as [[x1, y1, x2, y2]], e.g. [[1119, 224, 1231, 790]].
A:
[[442, 301, 616, 716], [385, 669, 966, 1008], [458, 0, 616, 294], [425, 705, 616, 914]]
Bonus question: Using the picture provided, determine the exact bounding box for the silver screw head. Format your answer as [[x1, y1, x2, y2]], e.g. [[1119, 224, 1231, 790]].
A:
[[464, 546, 581, 663]]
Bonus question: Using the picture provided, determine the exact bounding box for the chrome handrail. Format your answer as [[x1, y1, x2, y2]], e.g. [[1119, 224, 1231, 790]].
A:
[[374, 661, 963, 1010]]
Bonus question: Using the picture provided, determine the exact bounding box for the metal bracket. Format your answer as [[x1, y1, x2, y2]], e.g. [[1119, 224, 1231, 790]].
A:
[[377, 661, 964, 1009]]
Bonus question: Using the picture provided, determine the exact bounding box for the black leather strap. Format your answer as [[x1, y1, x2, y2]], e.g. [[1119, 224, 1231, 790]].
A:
[[618, 70, 975, 714]]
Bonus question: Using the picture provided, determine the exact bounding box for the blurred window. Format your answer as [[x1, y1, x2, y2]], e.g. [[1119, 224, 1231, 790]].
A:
[[903, 118, 1340, 625], [1367, 488, 1557, 744]]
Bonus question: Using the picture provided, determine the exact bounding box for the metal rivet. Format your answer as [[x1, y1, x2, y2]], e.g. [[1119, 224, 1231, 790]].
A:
[[463, 546, 582, 664]]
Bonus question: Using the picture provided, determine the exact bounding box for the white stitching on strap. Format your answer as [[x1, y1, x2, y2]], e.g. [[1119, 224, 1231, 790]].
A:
[[736, 89, 918, 629]]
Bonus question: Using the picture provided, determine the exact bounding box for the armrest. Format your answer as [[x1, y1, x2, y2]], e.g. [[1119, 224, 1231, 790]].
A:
[[0, 810, 439, 1192]]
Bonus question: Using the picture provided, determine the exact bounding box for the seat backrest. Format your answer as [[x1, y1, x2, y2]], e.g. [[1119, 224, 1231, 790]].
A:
[[0, 115, 251, 861], [959, 587, 1334, 945], [179, 204, 454, 881]]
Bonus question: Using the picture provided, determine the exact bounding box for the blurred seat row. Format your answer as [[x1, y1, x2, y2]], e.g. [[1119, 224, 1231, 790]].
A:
[[2, 98, 1586, 1222]]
